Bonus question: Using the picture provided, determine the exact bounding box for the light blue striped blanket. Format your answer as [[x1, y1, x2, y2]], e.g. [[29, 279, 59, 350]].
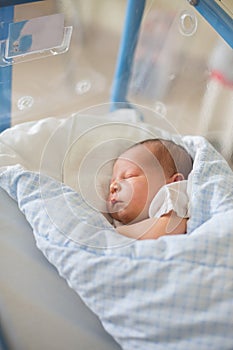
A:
[[0, 135, 233, 350]]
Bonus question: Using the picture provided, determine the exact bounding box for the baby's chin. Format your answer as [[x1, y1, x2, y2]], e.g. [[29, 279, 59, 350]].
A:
[[110, 208, 147, 225], [110, 209, 134, 225]]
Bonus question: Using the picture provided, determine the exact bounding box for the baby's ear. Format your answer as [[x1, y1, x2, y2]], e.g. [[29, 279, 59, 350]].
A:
[[170, 173, 185, 182]]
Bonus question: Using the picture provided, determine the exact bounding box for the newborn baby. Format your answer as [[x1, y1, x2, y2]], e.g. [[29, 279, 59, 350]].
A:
[[107, 138, 193, 240]]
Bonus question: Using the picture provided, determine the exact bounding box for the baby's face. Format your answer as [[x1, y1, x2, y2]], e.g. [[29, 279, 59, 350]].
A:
[[107, 144, 167, 224]]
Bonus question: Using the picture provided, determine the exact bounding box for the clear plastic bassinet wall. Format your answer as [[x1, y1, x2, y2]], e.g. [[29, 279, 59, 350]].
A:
[[1, 0, 233, 165]]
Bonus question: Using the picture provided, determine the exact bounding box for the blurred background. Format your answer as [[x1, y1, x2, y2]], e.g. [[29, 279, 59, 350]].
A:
[[7, 0, 233, 164]]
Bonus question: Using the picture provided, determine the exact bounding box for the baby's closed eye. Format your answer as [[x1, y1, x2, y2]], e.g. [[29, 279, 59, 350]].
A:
[[124, 173, 137, 179]]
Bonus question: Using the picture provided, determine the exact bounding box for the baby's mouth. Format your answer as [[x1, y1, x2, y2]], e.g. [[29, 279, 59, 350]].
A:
[[108, 197, 125, 212], [110, 198, 122, 207], [111, 197, 124, 204], [109, 193, 119, 204]]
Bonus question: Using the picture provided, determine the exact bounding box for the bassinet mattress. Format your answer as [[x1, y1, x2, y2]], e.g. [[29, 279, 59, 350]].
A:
[[0, 110, 233, 350]]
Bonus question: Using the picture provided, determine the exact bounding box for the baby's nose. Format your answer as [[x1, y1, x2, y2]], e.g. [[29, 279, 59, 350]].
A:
[[110, 181, 121, 193]]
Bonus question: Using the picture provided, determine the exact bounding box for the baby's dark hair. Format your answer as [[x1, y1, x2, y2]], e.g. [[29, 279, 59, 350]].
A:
[[136, 138, 193, 180]]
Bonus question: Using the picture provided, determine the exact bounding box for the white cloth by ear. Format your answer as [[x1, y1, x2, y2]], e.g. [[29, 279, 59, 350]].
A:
[[149, 180, 189, 219]]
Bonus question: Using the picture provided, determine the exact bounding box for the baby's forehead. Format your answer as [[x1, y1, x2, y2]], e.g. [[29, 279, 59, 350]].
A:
[[120, 144, 155, 159], [115, 144, 159, 168]]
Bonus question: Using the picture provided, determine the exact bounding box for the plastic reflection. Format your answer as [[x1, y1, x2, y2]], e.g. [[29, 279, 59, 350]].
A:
[[17, 95, 34, 110], [179, 10, 198, 36]]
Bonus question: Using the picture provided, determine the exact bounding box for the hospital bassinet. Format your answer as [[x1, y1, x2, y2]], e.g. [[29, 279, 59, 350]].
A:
[[0, 1, 233, 350]]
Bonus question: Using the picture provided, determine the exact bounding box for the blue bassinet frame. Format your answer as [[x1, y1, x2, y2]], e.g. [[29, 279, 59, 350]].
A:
[[110, 0, 146, 109], [110, 0, 233, 109], [0, 6, 14, 132], [0, 0, 232, 127], [0, 1, 42, 132]]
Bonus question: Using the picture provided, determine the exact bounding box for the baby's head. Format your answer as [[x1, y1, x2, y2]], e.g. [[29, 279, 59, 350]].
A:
[[107, 138, 192, 224]]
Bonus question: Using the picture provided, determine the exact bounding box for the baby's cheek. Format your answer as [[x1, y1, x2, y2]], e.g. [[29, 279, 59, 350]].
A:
[[121, 181, 134, 202], [132, 182, 148, 206], [133, 192, 147, 210]]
